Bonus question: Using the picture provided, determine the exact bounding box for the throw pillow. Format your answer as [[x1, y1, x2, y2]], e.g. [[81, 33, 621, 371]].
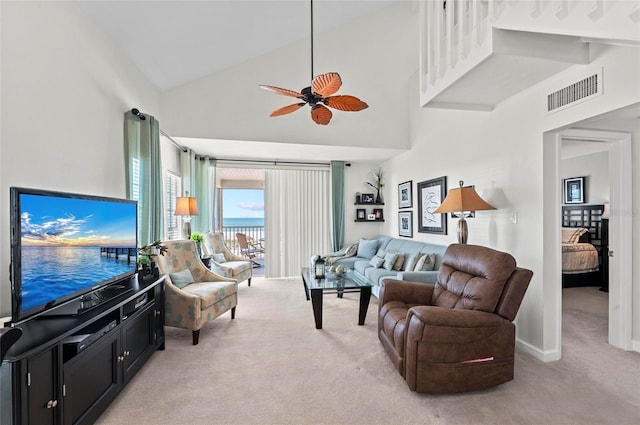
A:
[[169, 268, 195, 289], [211, 253, 227, 264], [392, 253, 405, 271], [414, 253, 436, 271], [357, 238, 379, 260], [368, 255, 385, 268], [404, 253, 419, 271], [562, 227, 588, 244], [375, 248, 386, 258], [383, 252, 399, 271]]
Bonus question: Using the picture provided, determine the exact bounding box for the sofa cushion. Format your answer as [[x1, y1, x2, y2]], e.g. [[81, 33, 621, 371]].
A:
[[369, 255, 385, 268], [364, 267, 397, 286], [383, 252, 399, 270], [414, 253, 436, 271], [357, 238, 379, 259], [354, 260, 371, 276], [169, 268, 195, 289]]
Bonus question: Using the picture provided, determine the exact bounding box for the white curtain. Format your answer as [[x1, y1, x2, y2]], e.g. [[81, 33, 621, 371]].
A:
[[265, 169, 331, 278]]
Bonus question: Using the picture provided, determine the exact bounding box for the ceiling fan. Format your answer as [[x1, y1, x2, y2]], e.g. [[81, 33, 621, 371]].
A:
[[259, 0, 368, 125]]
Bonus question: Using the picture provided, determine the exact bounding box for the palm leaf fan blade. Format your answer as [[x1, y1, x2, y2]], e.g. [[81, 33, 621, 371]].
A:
[[311, 72, 342, 97], [325, 95, 369, 111], [258, 85, 303, 98], [270, 103, 306, 117], [311, 105, 332, 125]]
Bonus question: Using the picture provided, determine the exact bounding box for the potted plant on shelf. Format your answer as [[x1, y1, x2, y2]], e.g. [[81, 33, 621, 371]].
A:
[[190, 233, 204, 257], [367, 168, 384, 203], [137, 241, 168, 282]]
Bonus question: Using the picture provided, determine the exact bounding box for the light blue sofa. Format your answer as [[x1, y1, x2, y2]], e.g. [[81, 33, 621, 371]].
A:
[[332, 235, 448, 297]]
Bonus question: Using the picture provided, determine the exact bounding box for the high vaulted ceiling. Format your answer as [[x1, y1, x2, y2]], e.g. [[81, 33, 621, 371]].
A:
[[78, 0, 408, 163], [78, 0, 402, 91]]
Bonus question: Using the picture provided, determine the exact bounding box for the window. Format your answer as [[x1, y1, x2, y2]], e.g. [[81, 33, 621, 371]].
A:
[[166, 172, 182, 240]]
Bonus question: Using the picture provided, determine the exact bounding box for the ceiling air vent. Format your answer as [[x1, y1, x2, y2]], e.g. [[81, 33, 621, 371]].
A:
[[546, 69, 603, 114]]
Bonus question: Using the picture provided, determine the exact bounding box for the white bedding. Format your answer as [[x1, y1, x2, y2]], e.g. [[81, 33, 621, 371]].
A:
[[562, 242, 599, 274]]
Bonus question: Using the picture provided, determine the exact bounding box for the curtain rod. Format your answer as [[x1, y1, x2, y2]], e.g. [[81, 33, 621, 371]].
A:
[[160, 130, 184, 150]]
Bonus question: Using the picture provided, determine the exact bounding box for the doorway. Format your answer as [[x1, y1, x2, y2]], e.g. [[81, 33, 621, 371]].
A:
[[545, 127, 633, 359]]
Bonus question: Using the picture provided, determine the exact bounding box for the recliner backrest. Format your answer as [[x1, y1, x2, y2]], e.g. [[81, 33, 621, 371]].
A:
[[432, 244, 517, 313]]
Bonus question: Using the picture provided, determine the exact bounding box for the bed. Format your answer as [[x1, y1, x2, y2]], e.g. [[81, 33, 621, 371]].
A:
[[561, 204, 608, 290]]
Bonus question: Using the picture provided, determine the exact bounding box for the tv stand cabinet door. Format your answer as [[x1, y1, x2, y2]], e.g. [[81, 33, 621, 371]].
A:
[[25, 346, 59, 425], [122, 303, 156, 384], [62, 331, 120, 425]]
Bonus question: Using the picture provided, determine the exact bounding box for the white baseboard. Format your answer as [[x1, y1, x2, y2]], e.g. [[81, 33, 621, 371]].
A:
[[632, 339, 640, 353], [515, 338, 560, 362]]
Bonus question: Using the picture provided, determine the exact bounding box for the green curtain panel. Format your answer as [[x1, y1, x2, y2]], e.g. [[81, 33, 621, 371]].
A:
[[330, 161, 346, 251], [124, 110, 164, 246], [180, 148, 216, 234]]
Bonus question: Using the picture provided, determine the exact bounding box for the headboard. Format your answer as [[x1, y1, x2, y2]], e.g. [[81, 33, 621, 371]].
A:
[[561, 204, 605, 248]]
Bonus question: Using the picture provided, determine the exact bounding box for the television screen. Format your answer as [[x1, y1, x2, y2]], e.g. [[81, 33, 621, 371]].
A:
[[10, 187, 138, 323]]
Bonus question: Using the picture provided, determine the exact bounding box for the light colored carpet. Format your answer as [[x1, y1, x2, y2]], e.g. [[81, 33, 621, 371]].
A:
[[95, 280, 640, 425]]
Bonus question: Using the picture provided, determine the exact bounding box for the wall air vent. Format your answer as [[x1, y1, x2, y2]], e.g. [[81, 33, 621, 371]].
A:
[[546, 69, 603, 114]]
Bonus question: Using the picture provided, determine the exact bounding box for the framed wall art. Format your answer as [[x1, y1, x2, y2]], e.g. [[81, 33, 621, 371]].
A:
[[398, 211, 413, 238], [360, 193, 375, 204], [417, 176, 447, 235], [356, 208, 366, 220], [564, 177, 585, 204], [398, 181, 412, 209]]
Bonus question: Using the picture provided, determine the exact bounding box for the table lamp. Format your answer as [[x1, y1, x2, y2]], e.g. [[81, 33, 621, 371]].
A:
[[433, 180, 496, 244], [174, 191, 199, 239]]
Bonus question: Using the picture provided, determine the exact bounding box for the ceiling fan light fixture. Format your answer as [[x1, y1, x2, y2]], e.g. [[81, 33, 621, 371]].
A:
[[258, 1, 368, 125]]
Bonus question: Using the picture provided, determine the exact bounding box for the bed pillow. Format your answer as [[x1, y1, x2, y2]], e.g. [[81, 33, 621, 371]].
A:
[[357, 238, 378, 259], [562, 227, 588, 244], [169, 268, 195, 289], [383, 252, 400, 271], [369, 255, 385, 268], [414, 253, 436, 271]]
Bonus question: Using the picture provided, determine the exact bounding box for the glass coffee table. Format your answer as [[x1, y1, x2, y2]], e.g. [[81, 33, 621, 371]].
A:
[[301, 267, 373, 329]]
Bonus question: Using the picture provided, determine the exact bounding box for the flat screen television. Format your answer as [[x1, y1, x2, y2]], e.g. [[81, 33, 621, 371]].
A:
[[10, 187, 138, 324]]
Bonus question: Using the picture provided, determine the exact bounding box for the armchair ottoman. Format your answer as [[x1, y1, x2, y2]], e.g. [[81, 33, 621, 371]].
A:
[[379, 244, 532, 393]]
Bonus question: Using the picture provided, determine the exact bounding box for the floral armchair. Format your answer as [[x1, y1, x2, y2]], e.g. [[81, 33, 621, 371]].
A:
[[156, 240, 238, 345], [202, 232, 253, 286]]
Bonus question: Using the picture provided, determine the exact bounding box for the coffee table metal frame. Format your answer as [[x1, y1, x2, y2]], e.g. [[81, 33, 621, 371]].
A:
[[301, 267, 372, 329]]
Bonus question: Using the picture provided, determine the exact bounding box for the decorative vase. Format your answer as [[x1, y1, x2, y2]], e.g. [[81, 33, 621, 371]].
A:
[[375, 190, 382, 204]]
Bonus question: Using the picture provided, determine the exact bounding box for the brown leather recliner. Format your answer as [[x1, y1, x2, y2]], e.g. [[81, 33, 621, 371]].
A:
[[378, 244, 533, 393]]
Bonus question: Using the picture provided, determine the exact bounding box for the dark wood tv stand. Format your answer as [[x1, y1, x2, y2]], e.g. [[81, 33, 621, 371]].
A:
[[0, 275, 165, 425]]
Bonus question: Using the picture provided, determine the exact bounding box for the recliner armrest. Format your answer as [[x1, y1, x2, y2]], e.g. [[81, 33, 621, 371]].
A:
[[407, 305, 507, 329], [379, 279, 435, 307]]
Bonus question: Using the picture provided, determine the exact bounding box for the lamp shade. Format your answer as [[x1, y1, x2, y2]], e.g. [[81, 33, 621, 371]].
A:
[[433, 181, 496, 214], [175, 195, 199, 216], [602, 203, 610, 219]]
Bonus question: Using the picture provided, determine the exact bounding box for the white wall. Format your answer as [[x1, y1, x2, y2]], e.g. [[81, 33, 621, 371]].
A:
[[561, 150, 609, 205], [0, 1, 161, 316]]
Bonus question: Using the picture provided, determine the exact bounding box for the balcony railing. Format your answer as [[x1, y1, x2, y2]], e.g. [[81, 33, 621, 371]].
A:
[[220, 225, 265, 256]]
